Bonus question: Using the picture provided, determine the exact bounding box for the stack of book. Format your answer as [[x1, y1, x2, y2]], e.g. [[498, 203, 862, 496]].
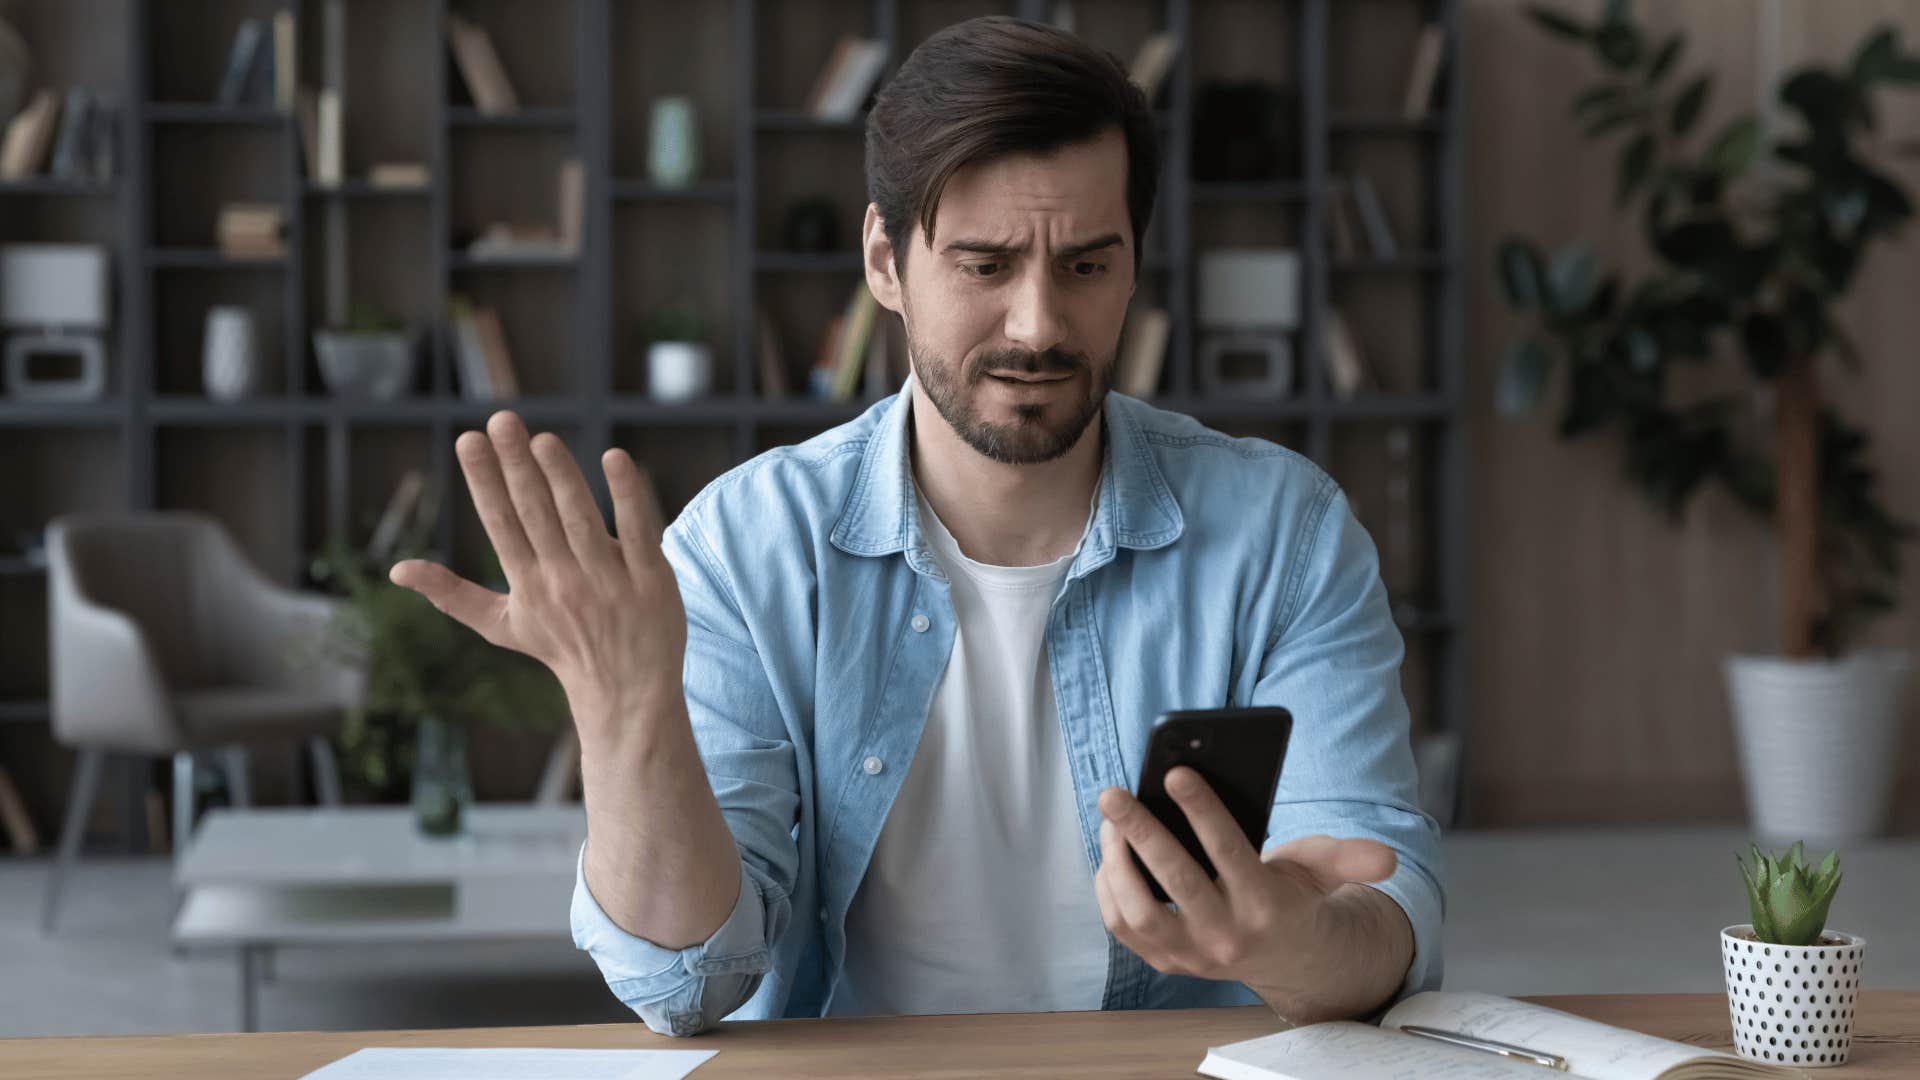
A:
[[466, 158, 584, 261], [795, 283, 909, 401], [446, 13, 520, 115], [448, 295, 521, 401], [215, 202, 286, 259]]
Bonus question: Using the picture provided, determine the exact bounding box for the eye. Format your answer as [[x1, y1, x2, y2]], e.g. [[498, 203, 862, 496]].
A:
[[963, 261, 1002, 278], [1071, 261, 1107, 277]]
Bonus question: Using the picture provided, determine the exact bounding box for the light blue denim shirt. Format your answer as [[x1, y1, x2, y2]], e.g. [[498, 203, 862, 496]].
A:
[[571, 375, 1445, 1036]]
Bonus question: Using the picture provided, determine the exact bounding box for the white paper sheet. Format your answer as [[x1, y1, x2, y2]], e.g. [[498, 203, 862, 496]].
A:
[[299, 1047, 718, 1080]]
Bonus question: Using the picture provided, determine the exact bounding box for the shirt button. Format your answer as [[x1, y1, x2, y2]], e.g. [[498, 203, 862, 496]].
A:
[[862, 756, 884, 775], [910, 614, 930, 633], [818, 908, 828, 923]]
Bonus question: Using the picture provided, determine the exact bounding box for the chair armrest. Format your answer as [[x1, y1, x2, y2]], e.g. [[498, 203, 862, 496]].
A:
[[225, 580, 369, 710], [47, 550, 182, 754]]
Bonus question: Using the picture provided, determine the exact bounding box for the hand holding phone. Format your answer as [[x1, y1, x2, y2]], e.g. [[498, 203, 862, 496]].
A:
[[1129, 707, 1292, 902]]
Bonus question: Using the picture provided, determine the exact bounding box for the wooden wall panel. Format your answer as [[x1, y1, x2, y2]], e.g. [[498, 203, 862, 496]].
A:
[[1461, 0, 1920, 827]]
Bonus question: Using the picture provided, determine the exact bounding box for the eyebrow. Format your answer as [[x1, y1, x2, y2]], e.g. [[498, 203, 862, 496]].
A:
[[940, 232, 1127, 259]]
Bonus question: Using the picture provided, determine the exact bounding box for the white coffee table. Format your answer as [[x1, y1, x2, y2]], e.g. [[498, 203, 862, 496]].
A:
[[171, 805, 586, 1031]]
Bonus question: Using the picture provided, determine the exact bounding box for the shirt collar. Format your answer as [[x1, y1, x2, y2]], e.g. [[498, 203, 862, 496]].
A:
[[830, 373, 1185, 576]]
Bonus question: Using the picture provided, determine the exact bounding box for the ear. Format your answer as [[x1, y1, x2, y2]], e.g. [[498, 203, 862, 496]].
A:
[[863, 203, 905, 316]]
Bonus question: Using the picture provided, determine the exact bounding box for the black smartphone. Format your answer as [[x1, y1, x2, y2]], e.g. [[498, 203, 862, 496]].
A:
[[1129, 707, 1293, 903]]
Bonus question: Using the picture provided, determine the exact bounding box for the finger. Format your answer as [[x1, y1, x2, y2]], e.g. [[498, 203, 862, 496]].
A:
[[604, 448, 666, 565], [1093, 868, 1191, 977], [1261, 835, 1398, 893], [1098, 815, 1192, 947], [1098, 786, 1228, 923], [1162, 765, 1264, 893], [529, 431, 624, 583], [389, 559, 509, 643], [486, 410, 574, 567], [453, 429, 535, 585]]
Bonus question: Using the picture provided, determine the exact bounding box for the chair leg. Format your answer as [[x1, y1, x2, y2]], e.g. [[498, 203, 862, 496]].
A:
[[219, 746, 252, 809], [309, 736, 343, 807], [42, 748, 105, 935]]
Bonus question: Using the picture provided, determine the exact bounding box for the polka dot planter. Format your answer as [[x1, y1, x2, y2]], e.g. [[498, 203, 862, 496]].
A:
[[1721, 924, 1866, 1068]]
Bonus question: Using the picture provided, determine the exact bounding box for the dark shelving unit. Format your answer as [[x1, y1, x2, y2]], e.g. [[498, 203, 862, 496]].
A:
[[0, 0, 1468, 834]]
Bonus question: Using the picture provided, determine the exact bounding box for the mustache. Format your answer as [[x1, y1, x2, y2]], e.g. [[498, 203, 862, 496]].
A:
[[968, 349, 1082, 379]]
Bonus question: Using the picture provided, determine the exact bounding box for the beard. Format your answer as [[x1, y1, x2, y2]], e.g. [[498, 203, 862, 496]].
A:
[[901, 311, 1111, 466]]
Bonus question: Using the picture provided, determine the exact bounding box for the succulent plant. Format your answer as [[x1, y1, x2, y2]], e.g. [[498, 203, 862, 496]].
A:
[[1737, 841, 1843, 946]]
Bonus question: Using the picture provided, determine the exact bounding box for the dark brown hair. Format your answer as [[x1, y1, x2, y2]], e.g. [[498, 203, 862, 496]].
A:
[[865, 15, 1160, 278]]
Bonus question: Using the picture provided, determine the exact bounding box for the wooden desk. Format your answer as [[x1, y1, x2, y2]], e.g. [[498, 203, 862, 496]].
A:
[[1, 992, 1914, 1078]]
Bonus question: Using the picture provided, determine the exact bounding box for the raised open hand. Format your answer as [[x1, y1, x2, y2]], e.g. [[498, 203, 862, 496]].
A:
[[388, 410, 687, 745]]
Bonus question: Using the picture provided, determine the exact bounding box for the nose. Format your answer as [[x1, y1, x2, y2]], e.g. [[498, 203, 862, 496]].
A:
[[1002, 263, 1069, 357]]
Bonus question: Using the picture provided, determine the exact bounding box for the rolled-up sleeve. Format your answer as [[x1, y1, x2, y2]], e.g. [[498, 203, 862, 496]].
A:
[[1254, 481, 1446, 1021], [568, 505, 801, 1036]]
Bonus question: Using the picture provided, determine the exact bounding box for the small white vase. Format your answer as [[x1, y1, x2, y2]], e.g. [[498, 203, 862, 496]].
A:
[[203, 306, 260, 401], [1721, 924, 1865, 1068], [648, 96, 700, 189], [1724, 650, 1911, 845], [647, 340, 712, 403]]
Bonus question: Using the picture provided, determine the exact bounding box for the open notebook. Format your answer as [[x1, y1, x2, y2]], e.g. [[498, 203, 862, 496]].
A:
[[1198, 991, 1811, 1080]]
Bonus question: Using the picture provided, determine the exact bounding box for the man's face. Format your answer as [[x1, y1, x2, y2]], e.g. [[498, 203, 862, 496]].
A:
[[865, 128, 1138, 465]]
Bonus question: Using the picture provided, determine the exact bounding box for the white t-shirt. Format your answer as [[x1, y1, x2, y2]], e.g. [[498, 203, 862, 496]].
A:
[[834, 479, 1111, 1016]]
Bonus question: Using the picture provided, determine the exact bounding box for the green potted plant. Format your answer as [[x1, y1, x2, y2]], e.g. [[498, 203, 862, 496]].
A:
[[315, 298, 418, 401], [639, 296, 713, 403], [1721, 841, 1864, 1067], [305, 521, 567, 836], [1496, 4, 1918, 842]]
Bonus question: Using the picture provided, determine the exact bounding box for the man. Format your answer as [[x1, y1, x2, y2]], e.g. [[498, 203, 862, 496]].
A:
[[390, 15, 1443, 1037]]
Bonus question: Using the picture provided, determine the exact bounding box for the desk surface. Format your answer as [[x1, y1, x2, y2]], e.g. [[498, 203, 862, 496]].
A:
[[2, 992, 1915, 1079]]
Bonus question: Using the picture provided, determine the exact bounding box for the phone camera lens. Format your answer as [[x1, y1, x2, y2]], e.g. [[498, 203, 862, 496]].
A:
[[1187, 736, 1204, 751]]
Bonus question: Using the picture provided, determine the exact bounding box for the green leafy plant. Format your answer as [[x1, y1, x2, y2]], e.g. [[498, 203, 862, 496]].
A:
[[1497, 3, 1920, 658], [331, 298, 407, 335], [638, 296, 710, 347], [1737, 840, 1843, 946], [303, 524, 567, 802]]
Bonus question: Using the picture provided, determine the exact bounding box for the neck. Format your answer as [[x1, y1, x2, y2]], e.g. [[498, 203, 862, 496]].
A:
[[907, 382, 1104, 567]]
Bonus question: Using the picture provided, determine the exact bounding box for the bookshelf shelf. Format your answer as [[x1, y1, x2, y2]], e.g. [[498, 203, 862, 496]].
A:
[[753, 109, 867, 132], [0, 401, 125, 426], [1329, 111, 1449, 135], [611, 179, 736, 202], [753, 250, 865, 272], [145, 103, 289, 125], [0, 178, 117, 197], [446, 106, 577, 128], [301, 180, 432, 200], [0, 699, 50, 725], [1191, 180, 1310, 203], [147, 249, 288, 269]]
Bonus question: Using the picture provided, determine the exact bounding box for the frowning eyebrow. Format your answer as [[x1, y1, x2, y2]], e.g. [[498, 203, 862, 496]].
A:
[[940, 232, 1127, 259]]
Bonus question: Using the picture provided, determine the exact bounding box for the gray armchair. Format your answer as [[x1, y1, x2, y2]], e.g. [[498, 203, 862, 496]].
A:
[[41, 511, 367, 933]]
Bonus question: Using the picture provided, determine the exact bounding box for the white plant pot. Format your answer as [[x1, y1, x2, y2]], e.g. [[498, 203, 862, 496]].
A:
[[647, 340, 712, 403], [202, 305, 259, 402], [1721, 924, 1866, 1068], [1724, 649, 1911, 845]]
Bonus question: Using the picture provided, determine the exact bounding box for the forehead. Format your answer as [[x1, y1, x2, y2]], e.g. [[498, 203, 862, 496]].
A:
[[927, 128, 1130, 246]]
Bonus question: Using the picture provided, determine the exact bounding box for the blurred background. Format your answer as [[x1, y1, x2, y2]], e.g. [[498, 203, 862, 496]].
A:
[[0, 0, 1914, 1040]]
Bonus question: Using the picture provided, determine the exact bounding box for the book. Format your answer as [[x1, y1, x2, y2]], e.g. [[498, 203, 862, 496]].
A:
[[1129, 33, 1181, 105], [272, 10, 296, 112], [1349, 174, 1398, 259], [830, 285, 880, 401], [316, 88, 343, 186], [1115, 305, 1170, 398], [755, 305, 787, 399], [1198, 990, 1810, 1080], [367, 469, 427, 564], [807, 313, 846, 399], [556, 157, 585, 254], [0, 89, 60, 179], [295, 87, 320, 180], [446, 14, 520, 116], [807, 36, 887, 120], [217, 19, 266, 106], [1323, 308, 1375, 399], [216, 202, 287, 258], [48, 88, 92, 180], [1402, 23, 1447, 118], [368, 161, 430, 189], [1324, 180, 1360, 259], [448, 297, 494, 400], [472, 306, 521, 400]]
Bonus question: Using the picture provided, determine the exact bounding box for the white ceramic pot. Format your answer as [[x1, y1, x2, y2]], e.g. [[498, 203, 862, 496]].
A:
[[315, 330, 416, 400], [1721, 924, 1866, 1068], [203, 305, 259, 401], [1724, 650, 1911, 845], [647, 340, 712, 403]]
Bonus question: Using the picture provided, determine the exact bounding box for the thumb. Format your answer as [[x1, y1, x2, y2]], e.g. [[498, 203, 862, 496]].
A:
[[390, 559, 508, 642], [1261, 835, 1398, 893]]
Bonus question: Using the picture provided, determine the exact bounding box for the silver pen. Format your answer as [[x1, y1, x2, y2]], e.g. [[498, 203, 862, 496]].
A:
[[1398, 1025, 1571, 1070]]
